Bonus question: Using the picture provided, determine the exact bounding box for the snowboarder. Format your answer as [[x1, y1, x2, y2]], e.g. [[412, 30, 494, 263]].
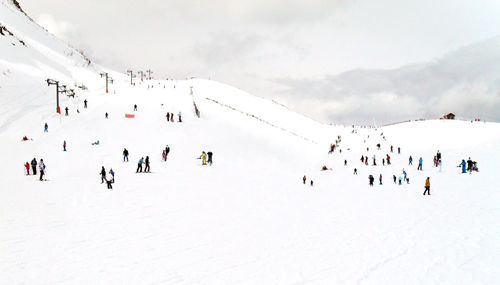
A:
[[423, 177, 430, 195], [39, 159, 45, 181], [25, 162, 30, 175], [63, 140, 66, 151], [207, 151, 213, 165], [417, 157, 423, 170], [31, 158, 37, 175], [100, 166, 106, 183], [144, 156, 150, 172], [303, 175, 306, 184], [65, 107, 69, 116], [368, 175, 374, 186], [44, 123, 48, 132], [84, 99, 87, 108], [137, 157, 144, 173], [123, 148, 129, 161]]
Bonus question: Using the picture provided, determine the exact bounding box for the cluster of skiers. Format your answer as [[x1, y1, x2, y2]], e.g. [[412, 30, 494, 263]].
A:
[[24, 158, 45, 181], [100, 166, 115, 189], [166, 112, 182, 122], [458, 157, 479, 173]]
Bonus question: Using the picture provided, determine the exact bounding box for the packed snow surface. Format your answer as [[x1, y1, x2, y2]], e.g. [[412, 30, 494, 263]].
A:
[[1, 0, 500, 284]]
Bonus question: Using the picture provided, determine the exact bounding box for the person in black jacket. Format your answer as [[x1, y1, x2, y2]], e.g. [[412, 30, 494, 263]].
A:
[[123, 148, 129, 162], [31, 158, 37, 175], [100, 166, 106, 183], [207, 151, 213, 165], [144, 156, 150, 172]]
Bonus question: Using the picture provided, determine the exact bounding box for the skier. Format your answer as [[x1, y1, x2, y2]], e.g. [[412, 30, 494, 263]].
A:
[[39, 159, 45, 181], [65, 107, 69, 116], [417, 157, 423, 170], [123, 148, 129, 161], [303, 175, 306, 184], [44, 123, 48, 132], [25, 162, 30, 175], [200, 152, 207, 165], [63, 140, 66, 151], [134, 104, 137, 111], [84, 99, 87, 108], [459, 159, 466, 173], [379, 174, 383, 185], [31, 158, 37, 175], [368, 175, 374, 186], [144, 156, 150, 173], [137, 157, 144, 173], [409, 156, 413, 165], [100, 166, 106, 183], [109, 168, 115, 183], [207, 151, 213, 165], [423, 177, 431, 195]]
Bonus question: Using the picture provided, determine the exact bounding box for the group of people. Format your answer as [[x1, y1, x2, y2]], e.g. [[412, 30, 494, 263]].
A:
[[458, 157, 479, 174], [100, 166, 115, 189], [137, 156, 151, 173], [24, 158, 45, 181], [166, 112, 182, 122], [199, 151, 213, 165], [162, 146, 170, 161]]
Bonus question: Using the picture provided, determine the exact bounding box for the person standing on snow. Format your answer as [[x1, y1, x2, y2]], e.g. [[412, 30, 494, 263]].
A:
[[417, 157, 423, 170], [25, 162, 30, 175], [409, 156, 413, 165], [162, 149, 167, 161], [393, 175, 397, 184], [84, 99, 88, 108], [100, 166, 106, 183], [123, 148, 129, 162], [303, 175, 307, 184], [368, 175, 374, 186], [63, 140, 67, 151], [165, 145, 170, 160], [65, 107, 69, 116], [200, 152, 207, 165], [144, 156, 151, 172], [207, 151, 213, 165], [134, 104, 137, 111], [44, 123, 48, 132], [178, 112, 182, 122], [353, 168, 357, 175], [459, 159, 466, 173], [137, 157, 144, 173], [423, 177, 431, 195], [379, 174, 383, 185], [109, 168, 115, 183], [39, 159, 46, 181], [31, 158, 37, 175]]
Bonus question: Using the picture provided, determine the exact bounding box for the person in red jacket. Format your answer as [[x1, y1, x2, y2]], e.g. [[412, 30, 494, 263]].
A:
[[25, 162, 30, 175]]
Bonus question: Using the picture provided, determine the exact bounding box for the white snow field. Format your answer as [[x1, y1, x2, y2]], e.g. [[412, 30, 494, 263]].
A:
[[2, 1, 500, 284]]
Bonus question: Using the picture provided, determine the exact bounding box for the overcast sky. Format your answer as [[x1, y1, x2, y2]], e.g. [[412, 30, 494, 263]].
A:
[[19, 0, 500, 124]]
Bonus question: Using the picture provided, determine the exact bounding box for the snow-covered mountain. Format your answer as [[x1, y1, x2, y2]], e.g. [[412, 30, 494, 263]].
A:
[[1, 1, 500, 284]]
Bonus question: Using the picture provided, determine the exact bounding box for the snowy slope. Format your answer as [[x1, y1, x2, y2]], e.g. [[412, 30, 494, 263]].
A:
[[1, 1, 500, 284]]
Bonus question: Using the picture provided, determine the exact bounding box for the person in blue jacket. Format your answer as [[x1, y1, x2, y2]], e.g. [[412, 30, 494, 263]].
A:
[[417, 157, 423, 170], [459, 159, 466, 173]]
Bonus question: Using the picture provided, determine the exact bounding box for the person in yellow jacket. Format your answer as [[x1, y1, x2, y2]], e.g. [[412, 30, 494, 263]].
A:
[[423, 177, 430, 195], [201, 151, 207, 165]]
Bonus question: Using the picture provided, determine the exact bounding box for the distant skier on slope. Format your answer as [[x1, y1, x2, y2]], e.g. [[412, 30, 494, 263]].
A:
[[100, 166, 106, 183], [207, 151, 213, 165], [423, 177, 431, 195], [123, 148, 129, 162], [39, 159, 46, 181], [144, 156, 151, 173], [137, 157, 144, 173], [31, 158, 37, 175]]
